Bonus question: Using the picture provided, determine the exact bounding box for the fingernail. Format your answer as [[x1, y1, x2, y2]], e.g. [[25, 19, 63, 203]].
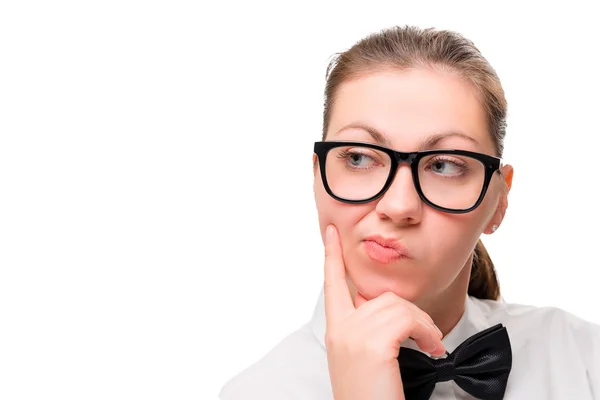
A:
[[436, 326, 443, 338], [326, 225, 333, 243]]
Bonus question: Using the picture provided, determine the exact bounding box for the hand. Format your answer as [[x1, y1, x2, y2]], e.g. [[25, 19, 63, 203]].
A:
[[323, 224, 446, 400]]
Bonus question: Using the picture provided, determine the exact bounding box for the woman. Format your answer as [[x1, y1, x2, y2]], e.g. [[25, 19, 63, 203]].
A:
[[219, 25, 600, 400]]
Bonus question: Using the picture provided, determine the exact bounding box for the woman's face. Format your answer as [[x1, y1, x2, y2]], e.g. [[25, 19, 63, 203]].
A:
[[313, 68, 512, 303]]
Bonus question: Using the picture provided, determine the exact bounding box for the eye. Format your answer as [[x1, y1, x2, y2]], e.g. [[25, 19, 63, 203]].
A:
[[424, 156, 468, 177], [337, 149, 379, 169], [432, 159, 460, 174]]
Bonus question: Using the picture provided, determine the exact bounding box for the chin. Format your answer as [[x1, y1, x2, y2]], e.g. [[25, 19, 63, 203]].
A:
[[352, 272, 425, 303]]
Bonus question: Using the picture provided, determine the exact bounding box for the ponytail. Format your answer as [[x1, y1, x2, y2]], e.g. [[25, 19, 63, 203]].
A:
[[468, 239, 500, 300]]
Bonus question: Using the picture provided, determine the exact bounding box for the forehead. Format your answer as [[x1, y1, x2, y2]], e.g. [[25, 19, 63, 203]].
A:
[[328, 68, 492, 152]]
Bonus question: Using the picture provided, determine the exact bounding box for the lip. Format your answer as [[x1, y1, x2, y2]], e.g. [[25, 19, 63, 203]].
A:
[[363, 235, 411, 264]]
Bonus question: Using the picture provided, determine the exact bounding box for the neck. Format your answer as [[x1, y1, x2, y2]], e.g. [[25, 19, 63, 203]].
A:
[[415, 256, 473, 337]]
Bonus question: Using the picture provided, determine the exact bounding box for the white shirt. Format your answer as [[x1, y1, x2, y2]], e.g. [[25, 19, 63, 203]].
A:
[[219, 287, 600, 399]]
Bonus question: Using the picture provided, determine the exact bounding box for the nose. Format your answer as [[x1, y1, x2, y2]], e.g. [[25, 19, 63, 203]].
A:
[[374, 164, 422, 225]]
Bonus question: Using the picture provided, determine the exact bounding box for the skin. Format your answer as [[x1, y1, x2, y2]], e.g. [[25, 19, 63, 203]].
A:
[[312, 68, 514, 399]]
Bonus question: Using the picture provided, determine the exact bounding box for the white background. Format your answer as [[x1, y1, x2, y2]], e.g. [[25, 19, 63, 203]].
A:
[[1, 1, 599, 399]]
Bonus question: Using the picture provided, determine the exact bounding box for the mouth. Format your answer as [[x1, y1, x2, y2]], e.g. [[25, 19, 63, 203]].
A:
[[362, 235, 411, 264]]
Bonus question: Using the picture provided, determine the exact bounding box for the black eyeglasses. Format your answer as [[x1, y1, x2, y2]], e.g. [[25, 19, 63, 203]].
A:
[[313, 141, 502, 214]]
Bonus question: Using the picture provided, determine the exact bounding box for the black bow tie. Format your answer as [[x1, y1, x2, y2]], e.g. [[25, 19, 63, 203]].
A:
[[398, 323, 512, 400]]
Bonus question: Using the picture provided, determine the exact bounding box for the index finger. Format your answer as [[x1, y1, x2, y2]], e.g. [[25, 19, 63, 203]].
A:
[[323, 224, 355, 325]]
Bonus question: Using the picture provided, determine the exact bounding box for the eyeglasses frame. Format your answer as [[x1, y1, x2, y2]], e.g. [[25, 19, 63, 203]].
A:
[[313, 140, 502, 214]]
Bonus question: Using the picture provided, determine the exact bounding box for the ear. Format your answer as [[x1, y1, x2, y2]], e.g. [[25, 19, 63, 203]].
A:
[[484, 164, 514, 234], [503, 165, 514, 191]]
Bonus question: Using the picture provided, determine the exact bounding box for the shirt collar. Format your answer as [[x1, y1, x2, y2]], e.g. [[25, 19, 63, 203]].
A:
[[309, 285, 494, 354]]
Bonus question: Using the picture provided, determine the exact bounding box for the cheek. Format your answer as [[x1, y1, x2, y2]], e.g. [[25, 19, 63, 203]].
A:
[[422, 209, 489, 271], [431, 182, 500, 252], [476, 181, 502, 228], [314, 180, 368, 241]]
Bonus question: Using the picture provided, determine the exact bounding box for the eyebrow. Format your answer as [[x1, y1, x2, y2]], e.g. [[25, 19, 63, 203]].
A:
[[334, 122, 479, 150]]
